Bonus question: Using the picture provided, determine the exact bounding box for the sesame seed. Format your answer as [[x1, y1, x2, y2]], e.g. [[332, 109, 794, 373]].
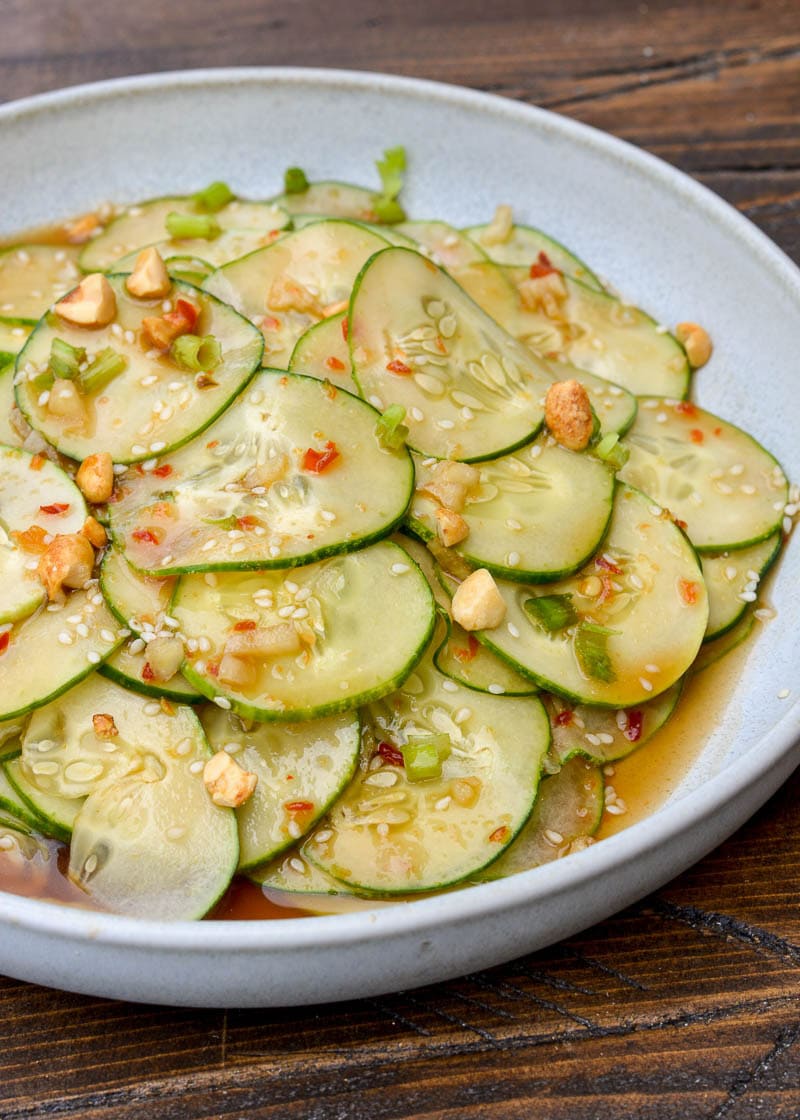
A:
[[606, 803, 626, 815], [488, 684, 505, 695], [391, 562, 410, 575], [506, 519, 522, 531], [131, 444, 147, 456], [435, 796, 452, 811], [143, 702, 161, 715], [87, 651, 101, 664], [507, 622, 520, 638], [198, 636, 211, 653], [129, 638, 145, 654], [783, 516, 793, 535], [160, 554, 174, 567], [100, 629, 115, 643], [442, 680, 459, 693], [507, 551, 520, 566], [585, 733, 602, 746], [648, 504, 663, 517], [57, 632, 73, 646], [150, 441, 166, 453], [454, 707, 472, 724], [645, 663, 660, 674], [739, 591, 757, 603], [629, 573, 644, 590], [189, 760, 204, 774], [778, 689, 790, 699], [213, 696, 232, 710], [639, 677, 653, 692], [544, 829, 564, 845], [0, 836, 15, 851]]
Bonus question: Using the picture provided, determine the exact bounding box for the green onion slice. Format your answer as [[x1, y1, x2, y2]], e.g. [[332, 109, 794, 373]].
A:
[[524, 594, 578, 633], [165, 212, 221, 241], [80, 347, 127, 394], [171, 334, 222, 373], [192, 181, 235, 213], [400, 733, 451, 783], [595, 432, 630, 470], [372, 146, 407, 224], [50, 338, 85, 381], [375, 403, 409, 450], [574, 622, 618, 683], [283, 167, 310, 195]]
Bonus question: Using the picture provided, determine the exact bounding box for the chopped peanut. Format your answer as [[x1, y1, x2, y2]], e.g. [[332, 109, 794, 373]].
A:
[[518, 271, 569, 318], [92, 713, 118, 739], [224, 623, 302, 660], [37, 533, 95, 601], [422, 460, 481, 513], [435, 507, 469, 547], [141, 298, 198, 350], [451, 569, 506, 631], [47, 378, 86, 426], [11, 525, 49, 554], [81, 516, 107, 548], [675, 321, 713, 369], [217, 652, 257, 689], [203, 750, 258, 809], [125, 247, 172, 300], [54, 273, 116, 328], [76, 451, 114, 504], [65, 212, 101, 245], [267, 275, 323, 316], [480, 204, 513, 247], [545, 379, 594, 451], [143, 636, 184, 682]]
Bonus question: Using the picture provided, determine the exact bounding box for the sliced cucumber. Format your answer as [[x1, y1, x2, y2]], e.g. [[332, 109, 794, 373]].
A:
[[396, 534, 537, 697], [110, 227, 288, 273], [100, 642, 202, 703], [175, 539, 436, 722], [0, 320, 32, 357], [307, 625, 551, 893], [3, 757, 81, 841], [16, 276, 264, 464], [463, 222, 603, 290], [0, 812, 51, 864], [477, 757, 604, 880], [204, 220, 389, 369], [251, 849, 384, 913], [109, 371, 414, 574], [0, 586, 123, 720], [440, 484, 708, 707], [269, 181, 378, 219], [397, 221, 488, 270], [202, 705, 360, 870], [409, 437, 615, 582], [0, 363, 25, 448], [349, 247, 552, 461], [79, 197, 291, 273], [692, 610, 755, 673], [702, 532, 782, 641], [619, 399, 790, 551], [0, 760, 49, 831], [0, 244, 82, 324], [544, 681, 682, 765], [288, 313, 360, 395]]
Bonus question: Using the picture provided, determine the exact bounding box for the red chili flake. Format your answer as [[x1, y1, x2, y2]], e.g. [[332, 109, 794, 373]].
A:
[[434, 335, 447, 354], [285, 800, 314, 813], [236, 515, 259, 531], [341, 316, 348, 341], [152, 464, 173, 478], [597, 575, 616, 604], [529, 251, 558, 279], [323, 381, 338, 400], [453, 634, 480, 663], [302, 441, 340, 474], [132, 528, 161, 545], [689, 428, 704, 444], [206, 440, 219, 450], [713, 426, 722, 437], [675, 517, 688, 531], [325, 356, 346, 372], [172, 297, 199, 331], [132, 464, 146, 476], [679, 578, 699, 605], [206, 659, 220, 678], [233, 619, 257, 632], [624, 709, 644, 742], [141, 662, 155, 681], [675, 401, 697, 417], [285, 774, 294, 781], [386, 359, 411, 375], [596, 555, 622, 575], [0, 632, 10, 656], [489, 825, 510, 844], [554, 709, 574, 727], [377, 741, 405, 767], [39, 503, 69, 515]]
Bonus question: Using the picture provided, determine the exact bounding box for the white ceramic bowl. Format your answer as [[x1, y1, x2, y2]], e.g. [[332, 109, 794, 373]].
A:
[[1, 68, 798, 1008]]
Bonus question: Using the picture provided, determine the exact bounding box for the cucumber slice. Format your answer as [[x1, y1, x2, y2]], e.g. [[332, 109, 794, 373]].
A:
[[269, 181, 378, 219], [477, 757, 604, 880], [289, 313, 360, 395], [408, 436, 615, 582], [175, 539, 436, 722], [397, 221, 488, 270], [0, 813, 51, 864], [463, 222, 603, 290], [0, 244, 82, 324], [0, 760, 48, 831], [545, 681, 682, 765], [3, 757, 81, 841], [440, 484, 708, 707], [396, 534, 537, 697], [0, 585, 124, 720], [109, 371, 414, 574], [201, 705, 360, 870], [251, 850, 384, 913], [79, 197, 291, 273], [204, 220, 389, 369], [110, 228, 289, 273], [307, 625, 551, 893], [16, 276, 264, 464], [702, 532, 781, 641], [100, 642, 202, 703], [619, 398, 789, 551], [692, 611, 755, 673], [0, 320, 32, 357], [0, 363, 25, 448], [349, 247, 552, 461]]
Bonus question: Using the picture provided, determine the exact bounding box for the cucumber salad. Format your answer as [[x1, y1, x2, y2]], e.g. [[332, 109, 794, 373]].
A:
[[0, 151, 793, 920]]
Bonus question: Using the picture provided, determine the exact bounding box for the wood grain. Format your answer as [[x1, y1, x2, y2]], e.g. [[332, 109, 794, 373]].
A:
[[1, 2, 799, 1117]]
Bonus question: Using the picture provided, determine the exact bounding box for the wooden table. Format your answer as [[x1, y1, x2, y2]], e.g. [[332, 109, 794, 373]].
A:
[[2, 2, 799, 1116]]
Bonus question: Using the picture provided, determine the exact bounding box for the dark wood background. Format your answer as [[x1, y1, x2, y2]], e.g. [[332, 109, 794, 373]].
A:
[[2, 2, 799, 1116]]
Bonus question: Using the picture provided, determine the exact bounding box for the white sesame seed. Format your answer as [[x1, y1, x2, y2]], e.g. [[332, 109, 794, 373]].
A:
[[639, 677, 653, 692], [100, 629, 115, 643], [507, 622, 520, 638], [87, 651, 101, 664], [454, 707, 472, 724], [131, 444, 147, 456], [505, 519, 522, 531], [435, 796, 452, 811], [189, 759, 204, 774], [160, 554, 174, 567], [57, 632, 73, 646], [544, 829, 564, 845], [585, 733, 602, 746], [648, 504, 663, 517], [0, 836, 15, 851], [488, 684, 505, 695], [213, 696, 232, 710], [629, 573, 644, 590], [129, 637, 146, 654], [778, 688, 790, 699], [442, 680, 459, 693], [391, 563, 410, 575], [739, 591, 757, 603], [645, 663, 660, 674], [150, 441, 166, 453], [783, 516, 793, 535], [198, 636, 211, 653], [507, 552, 520, 566]]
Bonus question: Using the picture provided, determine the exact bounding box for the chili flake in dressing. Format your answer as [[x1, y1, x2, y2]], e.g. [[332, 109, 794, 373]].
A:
[[386, 359, 411, 375], [39, 503, 70, 515], [302, 441, 340, 474], [529, 250, 558, 278], [678, 579, 699, 605]]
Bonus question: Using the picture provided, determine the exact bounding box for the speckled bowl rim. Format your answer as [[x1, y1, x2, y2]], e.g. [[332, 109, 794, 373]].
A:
[[0, 67, 798, 961]]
